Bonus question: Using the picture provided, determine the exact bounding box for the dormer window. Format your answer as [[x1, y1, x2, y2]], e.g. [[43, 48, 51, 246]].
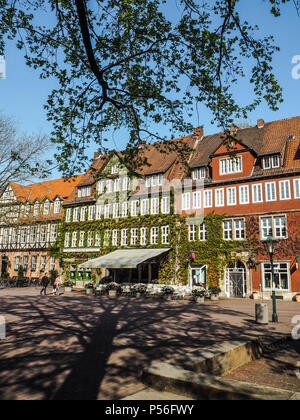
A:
[[146, 173, 163, 187], [33, 202, 40, 217], [262, 155, 280, 170], [43, 200, 50, 216], [77, 186, 91, 198], [220, 156, 242, 175], [53, 199, 61, 214], [192, 167, 206, 180]]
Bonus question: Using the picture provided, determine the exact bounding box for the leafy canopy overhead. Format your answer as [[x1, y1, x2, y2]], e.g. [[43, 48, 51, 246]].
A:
[[0, 0, 294, 176]]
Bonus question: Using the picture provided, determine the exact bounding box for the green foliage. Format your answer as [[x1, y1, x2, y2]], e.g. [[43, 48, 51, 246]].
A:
[[0, 0, 289, 176]]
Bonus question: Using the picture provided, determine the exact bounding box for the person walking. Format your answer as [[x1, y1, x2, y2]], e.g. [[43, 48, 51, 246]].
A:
[[40, 273, 49, 296], [55, 275, 61, 296]]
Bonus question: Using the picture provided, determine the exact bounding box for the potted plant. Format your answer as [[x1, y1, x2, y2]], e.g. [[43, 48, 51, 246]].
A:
[[295, 293, 300, 303], [64, 281, 74, 292], [85, 282, 95, 295], [132, 283, 147, 298], [209, 286, 221, 301], [192, 287, 206, 304], [106, 282, 119, 298], [162, 285, 174, 301]]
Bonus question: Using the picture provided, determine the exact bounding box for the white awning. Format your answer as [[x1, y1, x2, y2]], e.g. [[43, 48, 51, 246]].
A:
[[78, 248, 170, 269]]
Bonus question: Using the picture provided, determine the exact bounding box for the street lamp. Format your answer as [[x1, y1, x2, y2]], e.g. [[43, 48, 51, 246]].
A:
[[263, 236, 278, 323]]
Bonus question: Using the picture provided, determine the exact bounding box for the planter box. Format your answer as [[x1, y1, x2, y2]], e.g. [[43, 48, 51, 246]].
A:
[[136, 292, 142, 299], [210, 294, 219, 301], [164, 295, 172, 301], [108, 290, 117, 298], [86, 288, 94, 295], [195, 296, 205, 304], [65, 287, 72, 293]]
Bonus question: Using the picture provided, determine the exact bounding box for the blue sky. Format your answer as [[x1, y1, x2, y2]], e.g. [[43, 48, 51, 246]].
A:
[[0, 1, 300, 180]]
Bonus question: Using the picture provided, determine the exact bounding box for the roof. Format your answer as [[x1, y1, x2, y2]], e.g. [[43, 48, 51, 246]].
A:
[[190, 116, 300, 168], [9, 176, 84, 204]]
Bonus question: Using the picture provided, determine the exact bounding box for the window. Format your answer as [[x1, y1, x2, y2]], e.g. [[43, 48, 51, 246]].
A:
[[121, 202, 128, 218], [95, 233, 101, 247], [204, 190, 212, 208], [252, 183, 263, 203], [31, 256, 37, 272], [223, 219, 245, 240], [121, 229, 128, 246], [15, 256, 20, 271], [24, 204, 30, 218], [261, 216, 287, 239], [2, 228, 9, 245], [30, 226, 37, 244], [112, 229, 118, 246], [104, 204, 111, 218], [20, 228, 27, 244], [106, 179, 113, 193], [66, 208, 71, 222], [33, 202, 40, 217], [64, 232, 70, 247], [161, 197, 170, 214], [53, 199, 61, 214], [11, 228, 17, 244], [77, 186, 91, 198], [220, 157, 242, 175], [279, 180, 291, 200], [162, 226, 170, 244], [146, 174, 163, 187], [131, 200, 139, 217], [39, 225, 47, 243], [50, 225, 57, 242], [226, 187, 237, 206], [215, 189, 224, 207], [193, 167, 206, 179], [189, 225, 196, 242], [193, 191, 201, 209], [151, 197, 159, 215], [50, 256, 55, 271], [111, 164, 119, 174], [140, 227, 147, 246], [122, 177, 130, 191], [43, 201, 50, 216], [294, 178, 300, 199], [199, 223, 206, 241], [131, 228, 138, 245], [103, 230, 110, 247], [150, 227, 159, 245], [114, 178, 120, 192], [80, 207, 87, 221], [40, 256, 46, 271], [263, 262, 289, 290], [141, 199, 149, 216], [182, 193, 191, 210], [263, 156, 271, 169], [96, 204, 103, 220], [97, 180, 105, 194], [113, 203, 120, 218], [73, 207, 79, 222], [272, 155, 280, 168], [78, 231, 84, 247], [239, 185, 249, 205], [265, 182, 277, 202], [71, 231, 77, 247], [88, 206, 95, 221]]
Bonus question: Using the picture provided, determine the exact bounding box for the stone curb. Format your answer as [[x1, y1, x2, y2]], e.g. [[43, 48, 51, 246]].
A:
[[142, 363, 300, 400]]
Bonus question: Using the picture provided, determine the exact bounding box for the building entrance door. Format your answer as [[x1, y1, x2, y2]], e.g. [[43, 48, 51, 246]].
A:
[[225, 261, 246, 298]]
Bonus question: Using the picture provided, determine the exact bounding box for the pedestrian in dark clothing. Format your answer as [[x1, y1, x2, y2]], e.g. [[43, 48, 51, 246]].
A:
[[40, 274, 49, 296]]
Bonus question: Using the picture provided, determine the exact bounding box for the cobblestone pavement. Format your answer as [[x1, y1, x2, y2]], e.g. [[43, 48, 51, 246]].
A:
[[0, 288, 299, 400]]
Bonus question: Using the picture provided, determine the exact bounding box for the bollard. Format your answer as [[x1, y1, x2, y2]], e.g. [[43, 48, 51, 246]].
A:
[[255, 302, 269, 324]]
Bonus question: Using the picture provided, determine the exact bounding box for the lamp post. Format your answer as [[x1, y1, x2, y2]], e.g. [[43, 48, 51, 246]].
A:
[[263, 236, 278, 323]]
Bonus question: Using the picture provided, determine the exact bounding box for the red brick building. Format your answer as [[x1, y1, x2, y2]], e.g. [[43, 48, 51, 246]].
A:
[[185, 116, 300, 300]]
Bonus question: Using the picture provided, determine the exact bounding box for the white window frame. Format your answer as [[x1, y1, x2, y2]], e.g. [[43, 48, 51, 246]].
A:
[[215, 188, 224, 207], [131, 228, 138, 245], [64, 232, 70, 247], [80, 206, 87, 221], [262, 262, 290, 291], [162, 226, 170, 244], [189, 225, 196, 242], [96, 204, 103, 220], [79, 231, 85, 247], [252, 183, 263, 204], [182, 192, 191, 211], [260, 215, 287, 240], [71, 232, 77, 247], [161, 196, 170, 214], [265, 182, 277, 202], [199, 223, 206, 241], [226, 187, 237, 206], [53, 199, 61, 214], [121, 202, 128, 218], [293, 178, 300, 199], [121, 229, 128, 246], [87, 232, 94, 247], [131, 200, 139, 217], [193, 191, 202, 209], [141, 199, 149, 216], [112, 229, 118, 246], [263, 156, 271, 169], [140, 227, 147, 246], [66, 208, 71, 222], [88, 205, 95, 221], [151, 197, 159, 215], [239, 185, 249, 205], [279, 180, 291, 201], [204, 190, 212, 208], [113, 203, 120, 219], [73, 207, 79, 222], [150, 227, 159, 245]]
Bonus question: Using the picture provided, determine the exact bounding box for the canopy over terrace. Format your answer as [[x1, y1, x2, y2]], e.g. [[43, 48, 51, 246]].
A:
[[78, 248, 171, 283]]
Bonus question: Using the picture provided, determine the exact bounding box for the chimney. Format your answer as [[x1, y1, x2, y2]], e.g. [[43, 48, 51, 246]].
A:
[[94, 151, 100, 160], [257, 119, 264, 129], [230, 124, 238, 135], [193, 127, 204, 140]]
